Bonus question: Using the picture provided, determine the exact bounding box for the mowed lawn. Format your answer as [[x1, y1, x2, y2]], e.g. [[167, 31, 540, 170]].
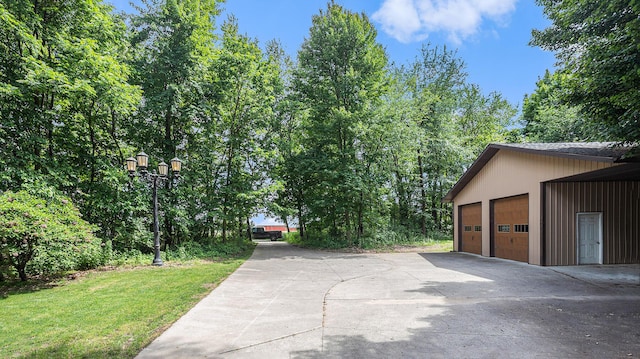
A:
[[0, 256, 250, 358]]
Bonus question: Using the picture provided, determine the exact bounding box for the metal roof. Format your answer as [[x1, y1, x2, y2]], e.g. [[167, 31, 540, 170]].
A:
[[443, 142, 636, 202], [548, 163, 640, 182], [492, 142, 631, 161]]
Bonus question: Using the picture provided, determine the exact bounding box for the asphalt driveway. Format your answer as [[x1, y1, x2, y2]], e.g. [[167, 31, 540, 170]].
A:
[[137, 242, 640, 358]]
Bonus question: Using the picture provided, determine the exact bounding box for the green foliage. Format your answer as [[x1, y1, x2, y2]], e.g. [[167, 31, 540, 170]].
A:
[[380, 44, 516, 237], [0, 190, 102, 281], [282, 231, 300, 243], [522, 70, 606, 142], [292, 2, 389, 244], [0, 0, 142, 249], [128, 0, 224, 247], [531, 0, 640, 146], [286, 224, 452, 251], [359, 227, 451, 250], [200, 17, 282, 241], [0, 0, 520, 257], [165, 240, 255, 261]]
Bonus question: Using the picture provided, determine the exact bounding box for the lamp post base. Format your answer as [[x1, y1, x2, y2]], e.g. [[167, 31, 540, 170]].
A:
[[152, 257, 164, 266]]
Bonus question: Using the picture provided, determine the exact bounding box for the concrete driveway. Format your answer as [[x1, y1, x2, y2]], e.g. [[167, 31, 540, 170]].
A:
[[137, 242, 640, 358]]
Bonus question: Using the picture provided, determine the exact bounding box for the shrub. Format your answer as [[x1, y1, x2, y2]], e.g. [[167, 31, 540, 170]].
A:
[[165, 240, 255, 261], [282, 231, 300, 243], [0, 190, 102, 281], [289, 225, 452, 250]]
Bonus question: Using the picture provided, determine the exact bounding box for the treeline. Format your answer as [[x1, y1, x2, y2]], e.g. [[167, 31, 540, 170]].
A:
[[280, 5, 516, 245], [0, 0, 516, 254], [3, 0, 633, 258]]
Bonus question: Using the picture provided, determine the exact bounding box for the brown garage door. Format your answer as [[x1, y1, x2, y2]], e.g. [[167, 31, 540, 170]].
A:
[[493, 195, 529, 262], [460, 203, 482, 255]]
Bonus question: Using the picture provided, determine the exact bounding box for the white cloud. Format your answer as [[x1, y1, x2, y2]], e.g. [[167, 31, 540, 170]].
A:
[[372, 0, 517, 44], [371, 0, 427, 43]]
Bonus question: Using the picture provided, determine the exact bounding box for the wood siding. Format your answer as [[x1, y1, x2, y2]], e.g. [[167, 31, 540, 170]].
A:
[[544, 181, 640, 265], [452, 150, 613, 265]]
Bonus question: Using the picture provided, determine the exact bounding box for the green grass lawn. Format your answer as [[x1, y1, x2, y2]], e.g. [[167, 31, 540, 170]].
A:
[[0, 254, 251, 358]]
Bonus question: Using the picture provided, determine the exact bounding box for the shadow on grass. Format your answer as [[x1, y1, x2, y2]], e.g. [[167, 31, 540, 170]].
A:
[[0, 245, 255, 300], [0, 274, 67, 299], [15, 342, 139, 359]]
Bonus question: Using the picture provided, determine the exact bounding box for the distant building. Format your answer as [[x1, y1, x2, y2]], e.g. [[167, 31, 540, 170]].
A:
[[257, 224, 297, 233]]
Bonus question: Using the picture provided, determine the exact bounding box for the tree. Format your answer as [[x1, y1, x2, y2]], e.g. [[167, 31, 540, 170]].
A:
[[384, 44, 516, 235], [263, 40, 302, 234], [129, 0, 222, 245], [531, 0, 640, 148], [521, 70, 604, 142], [203, 18, 282, 241], [405, 44, 467, 234], [0, 0, 142, 245], [293, 2, 388, 244], [377, 67, 422, 232], [0, 189, 102, 281]]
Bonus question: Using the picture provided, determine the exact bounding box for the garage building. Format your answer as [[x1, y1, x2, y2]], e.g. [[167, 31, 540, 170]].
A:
[[443, 142, 640, 265]]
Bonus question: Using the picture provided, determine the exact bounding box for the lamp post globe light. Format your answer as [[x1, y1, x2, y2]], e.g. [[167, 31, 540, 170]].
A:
[[125, 152, 182, 266]]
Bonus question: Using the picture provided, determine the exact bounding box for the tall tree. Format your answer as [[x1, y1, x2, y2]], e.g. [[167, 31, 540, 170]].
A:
[[293, 2, 388, 244], [377, 67, 422, 232], [264, 40, 303, 234], [0, 0, 141, 242], [531, 0, 640, 148], [384, 44, 516, 235], [521, 70, 604, 142], [406, 44, 467, 234], [129, 0, 222, 245], [204, 18, 282, 241]]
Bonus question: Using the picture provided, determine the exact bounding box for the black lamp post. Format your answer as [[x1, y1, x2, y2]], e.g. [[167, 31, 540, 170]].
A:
[[126, 152, 182, 266]]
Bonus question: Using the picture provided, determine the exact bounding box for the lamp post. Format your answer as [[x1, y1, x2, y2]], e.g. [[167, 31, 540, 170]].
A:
[[126, 152, 182, 266]]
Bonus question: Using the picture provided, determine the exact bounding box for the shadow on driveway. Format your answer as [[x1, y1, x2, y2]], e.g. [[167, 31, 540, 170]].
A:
[[138, 244, 640, 358], [293, 252, 640, 358]]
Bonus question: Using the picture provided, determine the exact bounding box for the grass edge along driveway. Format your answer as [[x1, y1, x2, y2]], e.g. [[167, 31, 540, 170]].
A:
[[0, 254, 251, 359]]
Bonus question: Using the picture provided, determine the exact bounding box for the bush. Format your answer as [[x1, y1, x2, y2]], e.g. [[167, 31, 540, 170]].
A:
[[165, 240, 255, 261], [0, 190, 103, 281], [286, 229, 352, 249], [282, 231, 300, 243], [289, 225, 452, 250]]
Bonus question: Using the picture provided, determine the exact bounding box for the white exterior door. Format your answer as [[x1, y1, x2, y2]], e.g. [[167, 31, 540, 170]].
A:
[[577, 213, 603, 264]]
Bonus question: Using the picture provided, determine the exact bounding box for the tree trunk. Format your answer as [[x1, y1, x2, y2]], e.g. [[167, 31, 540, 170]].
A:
[[344, 211, 351, 246], [417, 151, 427, 235], [11, 257, 28, 282], [18, 267, 27, 282], [357, 191, 364, 238], [431, 179, 439, 231], [246, 217, 252, 240], [297, 189, 305, 239], [47, 93, 54, 160]]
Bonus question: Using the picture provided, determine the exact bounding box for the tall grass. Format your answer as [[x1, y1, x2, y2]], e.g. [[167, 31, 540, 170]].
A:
[[285, 227, 453, 251]]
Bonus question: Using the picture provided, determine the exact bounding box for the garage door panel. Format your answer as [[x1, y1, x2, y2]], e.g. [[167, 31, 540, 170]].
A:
[[461, 203, 482, 255], [493, 195, 529, 263], [494, 237, 528, 262], [463, 232, 482, 255]]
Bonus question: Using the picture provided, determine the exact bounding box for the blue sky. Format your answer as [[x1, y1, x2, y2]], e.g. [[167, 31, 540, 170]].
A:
[[109, 0, 555, 108]]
